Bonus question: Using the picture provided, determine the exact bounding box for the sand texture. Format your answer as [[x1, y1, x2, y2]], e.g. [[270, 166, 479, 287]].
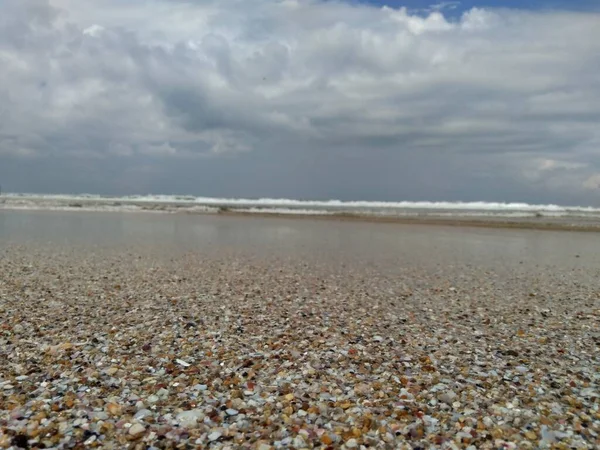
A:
[[0, 214, 599, 448]]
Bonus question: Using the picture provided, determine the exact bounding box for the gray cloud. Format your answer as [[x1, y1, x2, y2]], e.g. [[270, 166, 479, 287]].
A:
[[1, 0, 600, 203]]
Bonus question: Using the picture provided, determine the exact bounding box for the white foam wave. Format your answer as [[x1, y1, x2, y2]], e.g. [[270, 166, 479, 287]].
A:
[[0, 203, 155, 213], [2, 193, 600, 218]]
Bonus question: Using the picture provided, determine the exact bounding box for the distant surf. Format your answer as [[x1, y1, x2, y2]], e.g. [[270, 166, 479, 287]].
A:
[[2, 193, 600, 229]]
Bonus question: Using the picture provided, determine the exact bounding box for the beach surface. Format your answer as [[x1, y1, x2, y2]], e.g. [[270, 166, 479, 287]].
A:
[[0, 211, 598, 449]]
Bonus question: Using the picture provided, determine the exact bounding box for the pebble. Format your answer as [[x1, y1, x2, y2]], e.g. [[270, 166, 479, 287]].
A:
[[106, 403, 122, 416], [292, 436, 305, 448], [439, 391, 457, 404], [128, 423, 146, 436], [208, 431, 222, 442], [134, 409, 153, 420], [176, 410, 204, 427], [157, 388, 169, 398]]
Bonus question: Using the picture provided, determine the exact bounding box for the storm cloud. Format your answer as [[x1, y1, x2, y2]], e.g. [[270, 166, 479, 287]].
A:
[[1, 0, 600, 203]]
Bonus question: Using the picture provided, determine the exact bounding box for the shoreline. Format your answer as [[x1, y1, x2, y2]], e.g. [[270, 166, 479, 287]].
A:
[[214, 209, 600, 232]]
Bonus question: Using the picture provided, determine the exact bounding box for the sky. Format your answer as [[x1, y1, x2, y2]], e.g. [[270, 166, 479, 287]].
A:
[[1, 0, 600, 204]]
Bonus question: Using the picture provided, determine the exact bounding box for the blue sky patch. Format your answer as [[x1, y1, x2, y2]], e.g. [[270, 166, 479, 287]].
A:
[[356, 0, 600, 16]]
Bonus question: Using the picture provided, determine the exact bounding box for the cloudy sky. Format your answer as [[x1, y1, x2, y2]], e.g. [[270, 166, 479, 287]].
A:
[[1, 0, 599, 204]]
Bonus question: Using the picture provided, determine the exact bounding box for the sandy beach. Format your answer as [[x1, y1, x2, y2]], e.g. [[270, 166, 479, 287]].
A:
[[0, 211, 598, 449]]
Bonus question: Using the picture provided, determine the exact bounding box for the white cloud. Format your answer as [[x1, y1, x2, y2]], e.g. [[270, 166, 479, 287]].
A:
[[82, 24, 104, 37], [584, 174, 600, 190], [430, 1, 462, 12], [539, 159, 588, 172], [1, 0, 600, 202]]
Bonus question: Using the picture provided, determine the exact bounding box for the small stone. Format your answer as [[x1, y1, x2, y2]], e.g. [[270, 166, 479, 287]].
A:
[[439, 391, 457, 404], [540, 427, 556, 443], [10, 409, 24, 420], [176, 359, 190, 367], [292, 436, 305, 448], [157, 388, 169, 398], [95, 411, 109, 420], [106, 403, 122, 416], [226, 408, 239, 416], [3, 384, 14, 390], [134, 409, 153, 421], [525, 431, 537, 440], [354, 383, 370, 395], [177, 409, 204, 427], [346, 438, 358, 448], [208, 431, 222, 442], [128, 423, 145, 436], [106, 367, 119, 376], [11, 434, 29, 448], [58, 421, 68, 433], [321, 434, 334, 445]]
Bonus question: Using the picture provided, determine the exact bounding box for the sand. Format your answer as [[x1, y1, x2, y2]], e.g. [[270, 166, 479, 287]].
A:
[[0, 213, 599, 449]]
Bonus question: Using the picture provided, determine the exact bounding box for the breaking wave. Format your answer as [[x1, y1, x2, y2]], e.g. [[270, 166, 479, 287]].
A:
[[2, 193, 600, 219]]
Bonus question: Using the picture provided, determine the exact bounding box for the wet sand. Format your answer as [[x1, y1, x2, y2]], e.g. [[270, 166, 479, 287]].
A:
[[217, 209, 600, 232], [0, 211, 598, 449]]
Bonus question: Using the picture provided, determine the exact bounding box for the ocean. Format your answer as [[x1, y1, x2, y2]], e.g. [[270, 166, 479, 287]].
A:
[[2, 193, 600, 229]]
